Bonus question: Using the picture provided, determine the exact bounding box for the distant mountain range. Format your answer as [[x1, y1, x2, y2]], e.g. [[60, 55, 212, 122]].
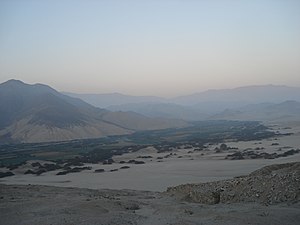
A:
[[66, 85, 300, 121], [107, 103, 208, 121], [172, 85, 300, 106], [64, 92, 166, 108], [0, 80, 186, 143], [212, 100, 300, 122], [1, 80, 299, 143]]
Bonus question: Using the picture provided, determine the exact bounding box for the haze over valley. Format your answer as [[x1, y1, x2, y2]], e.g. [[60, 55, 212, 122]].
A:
[[0, 79, 186, 143], [1, 0, 300, 224], [1, 79, 300, 144], [67, 84, 300, 121], [1, 79, 300, 198]]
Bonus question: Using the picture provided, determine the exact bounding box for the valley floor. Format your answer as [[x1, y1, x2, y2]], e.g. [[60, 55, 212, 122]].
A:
[[1, 122, 300, 191], [0, 122, 300, 225]]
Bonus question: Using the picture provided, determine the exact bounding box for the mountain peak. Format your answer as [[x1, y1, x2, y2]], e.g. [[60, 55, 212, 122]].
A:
[[1, 79, 26, 86], [0, 79, 60, 95]]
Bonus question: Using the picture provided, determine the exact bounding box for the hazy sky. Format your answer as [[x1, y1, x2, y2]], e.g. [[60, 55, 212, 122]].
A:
[[1, 0, 300, 97]]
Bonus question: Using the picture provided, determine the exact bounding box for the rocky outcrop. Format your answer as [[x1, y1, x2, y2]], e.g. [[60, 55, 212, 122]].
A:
[[0, 171, 14, 178], [225, 149, 300, 160], [166, 162, 300, 205]]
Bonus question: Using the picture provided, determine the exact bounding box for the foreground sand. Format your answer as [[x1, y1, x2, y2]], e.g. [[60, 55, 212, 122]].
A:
[[1, 162, 300, 225], [2, 155, 300, 191], [1, 121, 300, 225], [0, 184, 299, 225]]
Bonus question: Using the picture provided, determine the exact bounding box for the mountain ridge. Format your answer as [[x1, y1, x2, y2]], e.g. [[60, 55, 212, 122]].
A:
[[211, 100, 300, 122], [65, 85, 300, 121], [64, 92, 166, 109], [0, 80, 186, 143], [65, 85, 300, 114]]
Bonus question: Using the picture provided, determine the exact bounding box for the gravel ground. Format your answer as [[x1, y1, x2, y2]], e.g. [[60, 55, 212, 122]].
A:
[[1, 162, 300, 225]]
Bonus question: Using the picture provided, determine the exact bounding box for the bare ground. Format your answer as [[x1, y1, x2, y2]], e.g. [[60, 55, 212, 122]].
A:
[[1, 162, 300, 225]]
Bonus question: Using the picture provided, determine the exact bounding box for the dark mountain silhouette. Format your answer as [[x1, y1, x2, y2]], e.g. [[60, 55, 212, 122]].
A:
[[0, 80, 186, 143], [0, 80, 96, 129]]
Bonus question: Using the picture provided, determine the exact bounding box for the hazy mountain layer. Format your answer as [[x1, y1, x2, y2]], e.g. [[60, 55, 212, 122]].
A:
[[108, 103, 209, 121], [66, 85, 300, 121], [64, 92, 166, 108], [172, 85, 300, 106], [212, 100, 300, 122], [0, 80, 186, 143]]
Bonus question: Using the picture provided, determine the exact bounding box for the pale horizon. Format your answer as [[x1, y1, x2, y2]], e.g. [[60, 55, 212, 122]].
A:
[[2, 78, 300, 99], [1, 0, 300, 97]]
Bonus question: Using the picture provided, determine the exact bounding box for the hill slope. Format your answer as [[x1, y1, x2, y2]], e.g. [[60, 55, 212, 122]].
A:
[[0, 80, 186, 143]]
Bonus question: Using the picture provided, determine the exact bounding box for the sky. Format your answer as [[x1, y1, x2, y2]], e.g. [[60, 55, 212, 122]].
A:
[[0, 0, 300, 97]]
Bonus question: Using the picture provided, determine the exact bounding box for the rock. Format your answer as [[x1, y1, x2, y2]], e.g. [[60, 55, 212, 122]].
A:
[[24, 170, 36, 175], [226, 152, 244, 160], [56, 166, 92, 175], [6, 165, 19, 170], [31, 162, 42, 167], [166, 162, 300, 205], [225, 149, 299, 160], [103, 159, 114, 165], [137, 156, 152, 159], [120, 166, 130, 169], [127, 160, 145, 164], [184, 209, 194, 215], [36, 169, 47, 176], [40, 163, 62, 171], [220, 143, 228, 151], [94, 169, 105, 173], [56, 171, 68, 175], [0, 171, 14, 178], [271, 143, 279, 146], [124, 202, 140, 210]]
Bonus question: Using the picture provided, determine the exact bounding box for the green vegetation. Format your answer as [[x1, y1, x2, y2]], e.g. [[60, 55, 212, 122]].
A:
[[0, 120, 276, 167]]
